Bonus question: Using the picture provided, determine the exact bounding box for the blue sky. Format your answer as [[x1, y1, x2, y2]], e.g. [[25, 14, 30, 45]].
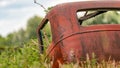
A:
[[0, 0, 88, 37]]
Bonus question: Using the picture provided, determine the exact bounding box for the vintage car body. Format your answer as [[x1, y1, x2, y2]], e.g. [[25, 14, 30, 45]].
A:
[[37, 1, 120, 68]]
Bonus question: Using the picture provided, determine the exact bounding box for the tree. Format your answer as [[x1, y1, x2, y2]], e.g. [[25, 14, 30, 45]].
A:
[[26, 16, 43, 39], [0, 35, 6, 46]]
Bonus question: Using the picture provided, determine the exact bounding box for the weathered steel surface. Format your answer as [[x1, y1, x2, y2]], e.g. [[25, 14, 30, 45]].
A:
[[37, 1, 120, 68]]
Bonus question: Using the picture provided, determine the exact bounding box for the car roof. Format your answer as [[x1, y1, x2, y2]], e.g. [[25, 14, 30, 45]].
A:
[[46, 1, 120, 20], [47, 1, 120, 16]]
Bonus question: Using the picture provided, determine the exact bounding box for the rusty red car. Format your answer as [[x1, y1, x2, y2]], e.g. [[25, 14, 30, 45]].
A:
[[37, 1, 120, 68]]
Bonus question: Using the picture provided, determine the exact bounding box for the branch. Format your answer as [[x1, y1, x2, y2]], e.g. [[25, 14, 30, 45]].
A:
[[79, 11, 107, 24]]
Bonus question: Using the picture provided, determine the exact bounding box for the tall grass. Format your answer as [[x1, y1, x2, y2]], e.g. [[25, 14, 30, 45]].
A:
[[0, 39, 40, 68], [0, 39, 120, 68]]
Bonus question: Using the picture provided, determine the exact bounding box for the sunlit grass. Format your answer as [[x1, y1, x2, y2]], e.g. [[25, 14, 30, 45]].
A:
[[0, 39, 120, 68]]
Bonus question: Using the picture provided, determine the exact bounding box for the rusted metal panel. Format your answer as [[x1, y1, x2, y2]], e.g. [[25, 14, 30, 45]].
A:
[[37, 1, 120, 68]]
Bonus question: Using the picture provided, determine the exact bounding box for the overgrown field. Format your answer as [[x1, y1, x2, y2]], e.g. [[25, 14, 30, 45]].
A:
[[0, 39, 120, 68]]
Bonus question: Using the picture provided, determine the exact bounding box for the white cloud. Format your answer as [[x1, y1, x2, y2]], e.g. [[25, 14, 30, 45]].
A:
[[0, 6, 44, 36], [8, 6, 45, 16], [0, 0, 16, 7], [0, 18, 26, 37]]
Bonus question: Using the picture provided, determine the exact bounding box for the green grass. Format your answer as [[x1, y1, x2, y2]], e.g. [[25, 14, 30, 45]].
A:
[[0, 39, 120, 68], [0, 39, 40, 68]]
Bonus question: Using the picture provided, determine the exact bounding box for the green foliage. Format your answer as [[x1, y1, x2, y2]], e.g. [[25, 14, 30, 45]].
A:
[[44, 6, 53, 13], [82, 11, 120, 26], [0, 35, 6, 46], [0, 39, 40, 68], [26, 16, 42, 39], [0, 39, 120, 68], [0, 16, 43, 46]]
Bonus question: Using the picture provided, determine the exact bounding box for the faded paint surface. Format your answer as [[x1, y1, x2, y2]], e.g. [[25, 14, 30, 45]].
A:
[[37, 1, 120, 68]]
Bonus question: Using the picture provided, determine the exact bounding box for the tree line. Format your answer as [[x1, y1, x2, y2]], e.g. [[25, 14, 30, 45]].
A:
[[0, 16, 42, 47]]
